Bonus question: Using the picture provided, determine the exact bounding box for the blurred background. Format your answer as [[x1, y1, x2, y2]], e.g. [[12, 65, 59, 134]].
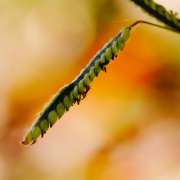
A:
[[0, 0, 180, 179]]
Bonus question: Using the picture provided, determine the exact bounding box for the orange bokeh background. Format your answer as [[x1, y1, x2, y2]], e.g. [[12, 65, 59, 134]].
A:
[[0, 0, 180, 179]]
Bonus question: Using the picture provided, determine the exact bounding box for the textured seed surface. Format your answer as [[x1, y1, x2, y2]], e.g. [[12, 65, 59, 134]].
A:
[[100, 54, 106, 64], [22, 131, 32, 145], [120, 28, 130, 42], [40, 119, 49, 133], [69, 91, 74, 102], [117, 38, 125, 50], [48, 111, 58, 126], [112, 41, 118, 56], [32, 126, 41, 141], [78, 80, 86, 93], [89, 68, 95, 81], [22, 23, 132, 145], [105, 48, 112, 60], [72, 86, 79, 99], [84, 74, 91, 86], [63, 96, 72, 110], [56, 103, 65, 117]]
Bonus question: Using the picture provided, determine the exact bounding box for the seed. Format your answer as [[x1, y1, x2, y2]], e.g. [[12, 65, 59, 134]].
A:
[[78, 80, 86, 93], [48, 111, 58, 127], [117, 37, 124, 50], [40, 119, 49, 135], [69, 91, 74, 102], [32, 126, 41, 142], [112, 40, 118, 57], [83, 74, 91, 86], [22, 130, 32, 145], [94, 61, 101, 76], [105, 48, 112, 60], [56, 103, 65, 117], [22, 21, 135, 145], [63, 96, 71, 110], [72, 86, 79, 99], [120, 27, 130, 43], [89, 67, 95, 81]]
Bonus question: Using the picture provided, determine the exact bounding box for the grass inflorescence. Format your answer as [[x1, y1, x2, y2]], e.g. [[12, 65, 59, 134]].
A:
[[22, 26, 131, 145], [22, 19, 179, 145], [130, 0, 180, 32]]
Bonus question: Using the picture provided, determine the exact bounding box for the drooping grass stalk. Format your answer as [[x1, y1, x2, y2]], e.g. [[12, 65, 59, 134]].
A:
[[22, 20, 177, 145], [130, 0, 180, 32]]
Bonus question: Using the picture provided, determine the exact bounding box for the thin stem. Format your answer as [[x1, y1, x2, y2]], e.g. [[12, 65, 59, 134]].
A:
[[129, 20, 179, 33]]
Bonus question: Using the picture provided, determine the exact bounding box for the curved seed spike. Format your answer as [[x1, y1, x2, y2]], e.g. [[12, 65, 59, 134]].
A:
[[48, 111, 58, 127], [130, 0, 180, 32], [23, 20, 168, 145], [21, 25, 133, 145]]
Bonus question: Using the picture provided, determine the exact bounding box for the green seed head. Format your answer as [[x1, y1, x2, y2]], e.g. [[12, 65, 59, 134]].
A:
[[21, 21, 135, 145]]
